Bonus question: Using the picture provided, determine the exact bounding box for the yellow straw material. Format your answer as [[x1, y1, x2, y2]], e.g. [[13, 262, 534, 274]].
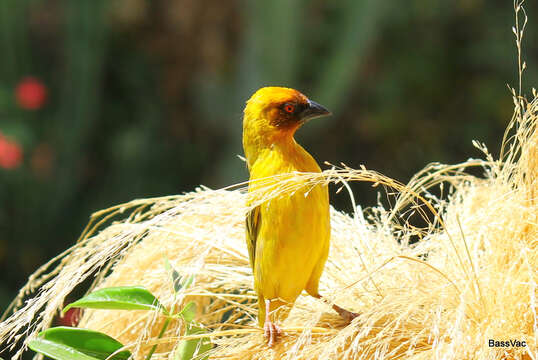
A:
[[1, 4, 537, 359]]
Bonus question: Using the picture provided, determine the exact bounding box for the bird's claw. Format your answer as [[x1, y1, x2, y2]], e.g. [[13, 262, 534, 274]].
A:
[[264, 320, 282, 347], [341, 309, 359, 323], [333, 304, 359, 323]]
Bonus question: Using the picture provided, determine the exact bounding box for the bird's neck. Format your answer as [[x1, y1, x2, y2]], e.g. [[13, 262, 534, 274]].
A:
[[243, 121, 298, 169]]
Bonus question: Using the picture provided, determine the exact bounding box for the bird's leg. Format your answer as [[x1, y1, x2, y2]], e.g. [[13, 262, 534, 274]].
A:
[[314, 294, 359, 323], [263, 299, 282, 347], [331, 303, 359, 322]]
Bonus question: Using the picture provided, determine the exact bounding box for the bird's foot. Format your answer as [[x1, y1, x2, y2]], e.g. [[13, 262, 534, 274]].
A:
[[263, 319, 282, 347], [333, 304, 359, 323], [314, 294, 359, 324]]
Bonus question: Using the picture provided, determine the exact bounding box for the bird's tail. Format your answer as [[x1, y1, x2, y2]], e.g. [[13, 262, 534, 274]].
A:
[[257, 295, 266, 327]]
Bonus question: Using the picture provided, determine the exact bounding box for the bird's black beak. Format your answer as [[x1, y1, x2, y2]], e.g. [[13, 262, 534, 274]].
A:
[[300, 100, 331, 122]]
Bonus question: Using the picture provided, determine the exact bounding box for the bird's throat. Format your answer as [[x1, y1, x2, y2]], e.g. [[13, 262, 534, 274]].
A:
[[243, 131, 298, 168], [243, 118, 298, 169]]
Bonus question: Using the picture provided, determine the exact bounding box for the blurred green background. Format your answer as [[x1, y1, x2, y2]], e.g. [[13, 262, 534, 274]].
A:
[[0, 0, 537, 338]]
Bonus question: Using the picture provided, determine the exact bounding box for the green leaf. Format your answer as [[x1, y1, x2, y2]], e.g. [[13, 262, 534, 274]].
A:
[[163, 256, 194, 293], [64, 286, 167, 314], [174, 325, 212, 360], [28, 327, 131, 360], [29, 339, 99, 360], [163, 256, 182, 293], [179, 302, 196, 323], [182, 274, 195, 290]]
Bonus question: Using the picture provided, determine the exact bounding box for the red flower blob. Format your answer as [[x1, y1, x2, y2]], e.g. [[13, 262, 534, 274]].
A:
[[58, 307, 81, 327], [15, 77, 47, 110], [0, 133, 23, 170]]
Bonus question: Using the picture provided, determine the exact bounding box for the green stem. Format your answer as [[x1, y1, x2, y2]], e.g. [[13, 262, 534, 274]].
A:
[[145, 317, 171, 360]]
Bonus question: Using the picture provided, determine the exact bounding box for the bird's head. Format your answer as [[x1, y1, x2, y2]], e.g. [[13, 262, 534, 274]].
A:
[[243, 87, 331, 140]]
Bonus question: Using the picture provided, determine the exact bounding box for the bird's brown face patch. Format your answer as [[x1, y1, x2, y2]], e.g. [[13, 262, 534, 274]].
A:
[[267, 101, 309, 129]]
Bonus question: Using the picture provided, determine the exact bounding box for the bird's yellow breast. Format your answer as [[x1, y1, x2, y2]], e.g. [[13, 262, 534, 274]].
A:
[[248, 140, 330, 303]]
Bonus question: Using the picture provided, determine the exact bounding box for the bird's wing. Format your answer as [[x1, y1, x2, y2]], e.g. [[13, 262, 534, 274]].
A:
[[245, 205, 260, 269]]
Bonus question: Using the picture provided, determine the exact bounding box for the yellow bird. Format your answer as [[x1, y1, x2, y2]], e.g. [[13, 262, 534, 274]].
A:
[[243, 87, 356, 346]]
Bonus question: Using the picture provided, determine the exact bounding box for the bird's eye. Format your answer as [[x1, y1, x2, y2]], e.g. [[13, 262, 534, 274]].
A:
[[283, 104, 295, 113]]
